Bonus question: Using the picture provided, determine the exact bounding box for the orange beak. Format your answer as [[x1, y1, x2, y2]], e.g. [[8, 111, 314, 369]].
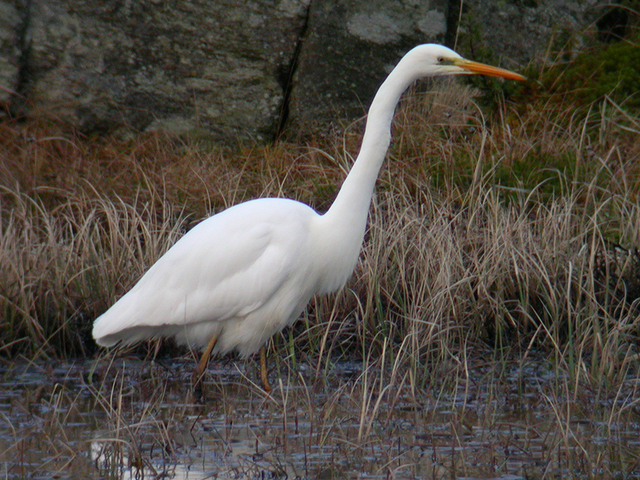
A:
[[455, 58, 526, 81]]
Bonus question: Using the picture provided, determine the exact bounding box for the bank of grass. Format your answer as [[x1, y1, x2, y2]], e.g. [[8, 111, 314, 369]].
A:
[[1, 77, 640, 388]]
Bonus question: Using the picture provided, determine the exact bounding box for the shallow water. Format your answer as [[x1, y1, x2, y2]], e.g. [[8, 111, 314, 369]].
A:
[[1, 357, 639, 479]]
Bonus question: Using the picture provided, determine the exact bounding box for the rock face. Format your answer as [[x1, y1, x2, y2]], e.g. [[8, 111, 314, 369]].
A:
[[0, 0, 25, 107], [286, 0, 449, 135], [456, 0, 604, 68], [0, 0, 619, 143], [19, 0, 309, 142]]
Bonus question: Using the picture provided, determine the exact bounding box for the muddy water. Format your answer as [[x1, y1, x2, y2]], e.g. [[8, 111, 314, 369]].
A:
[[1, 357, 639, 479]]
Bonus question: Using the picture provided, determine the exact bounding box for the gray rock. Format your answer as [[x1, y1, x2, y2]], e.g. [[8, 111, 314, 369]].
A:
[[457, 0, 604, 68], [0, 0, 623, 143], [22, 0, 309, 142], [0, 0, 25, 110], [286, 0, 449, 136]]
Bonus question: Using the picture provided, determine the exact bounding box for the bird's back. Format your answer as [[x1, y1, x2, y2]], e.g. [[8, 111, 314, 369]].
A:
[[92, 198, 323, 355]]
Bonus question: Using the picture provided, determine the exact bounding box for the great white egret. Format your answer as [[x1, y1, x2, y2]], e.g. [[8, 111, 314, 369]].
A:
[[93, 44, 524, 392]]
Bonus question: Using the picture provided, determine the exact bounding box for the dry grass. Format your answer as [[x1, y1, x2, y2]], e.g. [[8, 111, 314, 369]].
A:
[[0, 185, 188, 357], [1, 81, 640, 380]]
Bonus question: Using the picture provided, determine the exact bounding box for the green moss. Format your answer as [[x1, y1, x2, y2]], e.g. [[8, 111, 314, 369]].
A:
[[542, 37, 640, 109]]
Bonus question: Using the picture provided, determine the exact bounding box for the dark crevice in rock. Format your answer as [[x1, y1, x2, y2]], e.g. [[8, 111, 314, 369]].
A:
[[275, 1, 312, 139], [444, 0, 462, 49], [11, 0, 33, 118]]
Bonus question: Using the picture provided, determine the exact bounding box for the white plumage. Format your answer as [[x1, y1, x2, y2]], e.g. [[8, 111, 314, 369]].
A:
[[93, 198, 357, 356]]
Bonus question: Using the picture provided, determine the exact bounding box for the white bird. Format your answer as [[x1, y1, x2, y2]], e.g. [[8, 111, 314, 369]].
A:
[[92, 44, 524, 392]]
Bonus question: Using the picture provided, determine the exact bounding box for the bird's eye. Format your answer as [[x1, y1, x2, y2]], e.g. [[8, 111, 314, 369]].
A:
[[437, 56, 444, 63]]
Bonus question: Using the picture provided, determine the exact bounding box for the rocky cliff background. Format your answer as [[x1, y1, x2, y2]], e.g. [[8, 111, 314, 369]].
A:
[[0, 0, 626, 143]]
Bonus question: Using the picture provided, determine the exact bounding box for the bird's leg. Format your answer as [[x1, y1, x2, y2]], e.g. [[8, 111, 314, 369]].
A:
[[260, 345, 272, 393], [193, 334, 218, 386]]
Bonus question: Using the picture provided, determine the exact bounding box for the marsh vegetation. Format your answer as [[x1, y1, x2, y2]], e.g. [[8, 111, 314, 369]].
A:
[[2, 38, 640, 478]]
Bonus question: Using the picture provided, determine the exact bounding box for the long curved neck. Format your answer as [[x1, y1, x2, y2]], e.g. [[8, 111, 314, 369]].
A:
[[324, 57, 419, 225], [311, 54, 423, 294]]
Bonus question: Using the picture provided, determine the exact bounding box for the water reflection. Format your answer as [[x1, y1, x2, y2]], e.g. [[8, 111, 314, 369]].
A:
[[91, 437, 236, 480], [1, 358, 639, 479]]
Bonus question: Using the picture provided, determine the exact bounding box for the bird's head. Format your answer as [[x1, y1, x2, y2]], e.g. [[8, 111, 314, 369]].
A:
[[407, 44, 526, 81]]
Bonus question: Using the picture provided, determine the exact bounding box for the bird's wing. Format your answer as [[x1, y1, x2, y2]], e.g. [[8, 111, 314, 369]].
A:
[[93, 201, 309, 342]]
